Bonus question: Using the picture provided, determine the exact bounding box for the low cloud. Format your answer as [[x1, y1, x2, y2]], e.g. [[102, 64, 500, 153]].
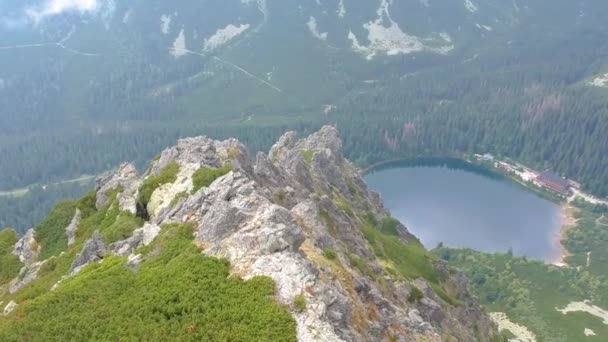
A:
[[0, 0, 113, 29], [26, 0, 100, 22]]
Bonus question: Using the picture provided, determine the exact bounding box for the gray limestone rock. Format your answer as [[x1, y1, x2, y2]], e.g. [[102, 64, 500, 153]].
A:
[[9, 260, 46, 293], [153, 126, 498, 341], [108, 230, 143, 257], [95, 163, 140, 214], [302, 126, 343, 158], [13, 228, 39, 266], [290, 200, 335, 249], [70, 231, 106, 275], [153, 136, 220, 174], [141, 223, 161, 246], [125, 254, 143, 271], [149, 136, 250, 177], [3, 301, 17, 316], [108, 223, 160, 257], [197, 199, 248, 242], [65, 208, 81, 247]]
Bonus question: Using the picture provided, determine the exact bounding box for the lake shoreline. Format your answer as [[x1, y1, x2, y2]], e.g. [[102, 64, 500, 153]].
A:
[[362, 157, 503, 179], [551, 203, 578, 267]]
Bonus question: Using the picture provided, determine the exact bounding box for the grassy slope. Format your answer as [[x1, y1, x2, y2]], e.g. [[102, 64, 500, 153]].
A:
[[34, 201, 77, 260], [1, 190, 141, 305], [0, 229, 21, 284], [0, 223, 296, 341], [359, 214, 460, 306]]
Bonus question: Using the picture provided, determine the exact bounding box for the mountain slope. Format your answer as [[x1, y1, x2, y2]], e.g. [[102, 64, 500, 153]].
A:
[[0, 126, 501, 341]]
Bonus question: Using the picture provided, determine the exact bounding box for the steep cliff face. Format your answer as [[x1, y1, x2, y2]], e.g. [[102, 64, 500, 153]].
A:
[[0, 126, 497, 341]]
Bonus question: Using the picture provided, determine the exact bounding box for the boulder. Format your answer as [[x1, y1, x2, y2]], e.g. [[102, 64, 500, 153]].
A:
[[95, 163, 140, 214], [125, 254, 143, 271], [13, 229, 39, 266], [108, 223, 160, 257], [3, 301, 17, 316], [70, 231, 106, 275]]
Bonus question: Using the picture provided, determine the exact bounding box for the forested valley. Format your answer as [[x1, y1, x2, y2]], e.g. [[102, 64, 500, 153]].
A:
[[2, 0, 608, 232]]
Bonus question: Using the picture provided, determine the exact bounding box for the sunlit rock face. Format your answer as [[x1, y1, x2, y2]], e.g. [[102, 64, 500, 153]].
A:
[[113, 126, 496, 342]]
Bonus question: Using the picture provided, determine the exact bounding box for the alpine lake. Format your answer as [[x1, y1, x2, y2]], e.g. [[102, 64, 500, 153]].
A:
[[364, 159, 563, 261]]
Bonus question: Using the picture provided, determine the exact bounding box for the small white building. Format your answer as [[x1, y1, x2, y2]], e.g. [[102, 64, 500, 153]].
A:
[[480, 153, 494, 162]]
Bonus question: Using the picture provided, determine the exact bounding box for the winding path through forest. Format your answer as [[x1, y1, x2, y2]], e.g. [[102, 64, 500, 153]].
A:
[[0, 27, 101, 57]]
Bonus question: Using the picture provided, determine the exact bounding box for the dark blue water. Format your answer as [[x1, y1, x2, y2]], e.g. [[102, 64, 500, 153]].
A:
[[364, 161, 562, 260]]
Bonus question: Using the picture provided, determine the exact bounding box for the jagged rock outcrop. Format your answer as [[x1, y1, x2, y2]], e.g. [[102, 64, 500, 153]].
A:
[[62, 223, 159, 279], [17, 126, 496, 341], [108, 223, 160, 257], [13, 229, 40, 266], [95, 163, 140, 214], [70, 231, 106, 275], [10, 228, 46, 293], [65, 209, 81, 247], [8, 261, 46, 293], [102, 125, 495, 341], [149, 136, 250, 222]]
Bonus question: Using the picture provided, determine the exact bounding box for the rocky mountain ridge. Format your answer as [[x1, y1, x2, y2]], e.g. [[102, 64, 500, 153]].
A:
[[1, 126, 498, 341]]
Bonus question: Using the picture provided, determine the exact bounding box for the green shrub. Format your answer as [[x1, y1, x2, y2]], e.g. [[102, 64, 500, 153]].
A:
[[380, 217, 401, 236], [138, 162, 180, 207], [75, 190, 97, 218], [334, 197, 354, 217], [408, 286, 424, 303], [364, 212, 378, 226], [322, 248, 337, 260], [362, 223, 439, 285], [102, 211, 143, 243], [0, 223, 297, 341], [191, 165, 232, 194], [301, 150, 314, 165], [294, 294, 306, 312], [348, 253, 377, 280], [226, 147, 240, 159], [363, 224, 459, 305], [0, 229, 22, 284], [35, 200, 77, 260], [77, 189, 142, 244], [272, 188, 287, 206]]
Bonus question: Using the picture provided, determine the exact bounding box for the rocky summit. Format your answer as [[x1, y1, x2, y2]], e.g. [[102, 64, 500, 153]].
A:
[[0, 126, 498, 341]]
